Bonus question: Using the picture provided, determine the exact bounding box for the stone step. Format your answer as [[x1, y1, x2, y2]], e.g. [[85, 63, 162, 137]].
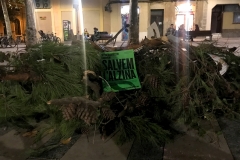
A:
[[212, 33, 222, 39]]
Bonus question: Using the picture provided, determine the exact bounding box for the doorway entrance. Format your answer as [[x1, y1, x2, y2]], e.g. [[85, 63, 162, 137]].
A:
[[211, 5, 223, 33], [176, 14, 194, 31], [211, 4, 240, 33], [150, 9, 164, 36]]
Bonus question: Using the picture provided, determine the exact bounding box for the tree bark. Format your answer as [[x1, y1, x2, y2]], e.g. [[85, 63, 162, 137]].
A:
[[25, 0, 37, 47], [128, 0, 139, 45], [0, 0, 12, 37]]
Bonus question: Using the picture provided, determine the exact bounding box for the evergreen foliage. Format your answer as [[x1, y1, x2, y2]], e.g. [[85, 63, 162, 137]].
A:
[[1, 39, 240, 157], [166, 42, 240, 127], [117, 116, 170, 146], [0, 42, 101, 125]]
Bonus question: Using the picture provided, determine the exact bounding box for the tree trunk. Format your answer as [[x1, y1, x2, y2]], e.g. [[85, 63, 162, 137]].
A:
[[25, 0, 37, 47], [0, 0, 12, 37], [128, 0, 139, 45]]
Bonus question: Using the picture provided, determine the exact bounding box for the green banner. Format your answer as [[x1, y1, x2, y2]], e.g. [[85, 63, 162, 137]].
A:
[[101, 50, 141, 92]]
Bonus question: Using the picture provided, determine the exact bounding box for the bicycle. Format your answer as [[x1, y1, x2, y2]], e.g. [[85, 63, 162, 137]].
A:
[[38, 30, 61, 44], [0, 36, 16, 48], [15, 36, 22, 45], [0, 36, 4, 48], [48, 32, 61, 44], [38, 30, 50, 43]]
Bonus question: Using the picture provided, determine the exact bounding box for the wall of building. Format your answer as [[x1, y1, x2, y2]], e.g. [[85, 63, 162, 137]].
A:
[[206, 0, 240, 30], [162, 2, 176, 33], [194, 1, 205, 30], [51, 0, 63, 39], [102, 0, 111, 33], [149, 1, 206, 35], [222, 12, 240, 29], [35, 11, 52, 34], [34, 0, 103, 41], [82, 0, 103, 35], [150, 3, 166, 36], [31, 0, 240, 42], [139, 3, 150, 40], [34, 0, 73, 40], [109, 3, 121, 41], [33, 0, 106, 41], [0, 6, 26, 40], [3, 0, 239, 43], [222, 12, 240, 37]]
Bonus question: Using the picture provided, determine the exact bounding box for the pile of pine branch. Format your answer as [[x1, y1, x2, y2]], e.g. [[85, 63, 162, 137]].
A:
[[0, 39, 240, 156]]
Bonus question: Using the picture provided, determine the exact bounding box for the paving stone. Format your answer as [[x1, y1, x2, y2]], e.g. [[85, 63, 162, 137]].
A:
[[164, 134, 233, 160], [28, 134, 81, 160], [218, 118, 240, 160], [165, 118, 234, 160], [0, 121, 53, 160], [0, 130, 31, 160], [127, 139, 164, 160], [61, 131, 132, 160], [0, 130, 25, 150]]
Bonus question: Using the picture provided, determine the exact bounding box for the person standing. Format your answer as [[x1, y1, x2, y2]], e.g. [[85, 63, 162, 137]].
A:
[[84, 28, 89, 40], [190, 24, 200, 41], [178, 24, 186, 41], [194, 24, 200, 31], [91, 27, 100, 41], [165, 24, 176, 36]]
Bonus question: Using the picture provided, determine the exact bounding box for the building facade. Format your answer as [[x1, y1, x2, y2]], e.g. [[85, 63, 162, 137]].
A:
[[1, 0, 240, 41], [0, 3, 26, 40]]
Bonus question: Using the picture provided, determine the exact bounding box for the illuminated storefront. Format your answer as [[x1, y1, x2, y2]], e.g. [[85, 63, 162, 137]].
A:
[[175, 3, 195, 31]]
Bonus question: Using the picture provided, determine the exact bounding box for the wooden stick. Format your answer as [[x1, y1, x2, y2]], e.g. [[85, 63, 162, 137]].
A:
[[103, 24, 129, 46]]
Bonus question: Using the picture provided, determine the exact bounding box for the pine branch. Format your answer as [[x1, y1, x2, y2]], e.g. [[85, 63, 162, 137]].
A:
[[1, 72, 42, 81], [47, 97, 101, 108], [103, 24, 129, 46]]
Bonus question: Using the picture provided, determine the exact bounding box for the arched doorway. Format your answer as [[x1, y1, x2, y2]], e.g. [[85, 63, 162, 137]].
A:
[[3, 23, 7, 36], [211, 5, 223, 33], [211, 4, 240, 34], [14, 19, 21, 35]]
